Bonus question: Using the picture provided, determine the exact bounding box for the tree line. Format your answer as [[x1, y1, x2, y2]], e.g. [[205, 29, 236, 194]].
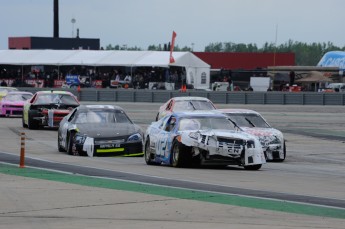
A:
[[105, 40, 345, 66]]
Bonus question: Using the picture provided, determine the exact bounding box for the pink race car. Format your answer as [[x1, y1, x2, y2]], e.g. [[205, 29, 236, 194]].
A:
[[0, 91, 33, 117]]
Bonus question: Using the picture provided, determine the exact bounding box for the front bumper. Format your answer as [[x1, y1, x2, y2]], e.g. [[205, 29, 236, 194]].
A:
[[264, 144, 284, 160], [75, 138, 143, 157]]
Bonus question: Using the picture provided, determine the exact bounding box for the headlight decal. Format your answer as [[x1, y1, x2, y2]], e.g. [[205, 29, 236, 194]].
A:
[[127, 133, 142, 142], [75, 134, 87, 144], [188, 132, 199, 140]]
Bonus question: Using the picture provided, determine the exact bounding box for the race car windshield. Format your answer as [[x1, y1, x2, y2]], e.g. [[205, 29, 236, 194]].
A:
[[5, 94, 32, 101], [225, 113, 270, 128], [174, 100, 215, 111], [179, 117, 235, 131], [75, 110, 131, 124], [35, 94, 79, 105]]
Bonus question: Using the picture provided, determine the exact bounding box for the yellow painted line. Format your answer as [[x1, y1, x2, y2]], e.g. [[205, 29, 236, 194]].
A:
[[96, 148, 124, 153], [123, 152, 144, 157]]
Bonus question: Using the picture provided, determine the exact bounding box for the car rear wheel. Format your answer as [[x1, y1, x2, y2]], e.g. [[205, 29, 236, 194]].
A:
[[171, 139, 191, 168], [274, 141, 286, 162], [144, 138, 160, 165]]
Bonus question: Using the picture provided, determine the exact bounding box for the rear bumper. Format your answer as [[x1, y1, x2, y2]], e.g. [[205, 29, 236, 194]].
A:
[[1, 107, 23, 116]]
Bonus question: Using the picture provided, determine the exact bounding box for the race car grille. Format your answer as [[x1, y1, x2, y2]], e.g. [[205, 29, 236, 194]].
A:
[[95, 139, 125, 144], [217, 137, 244, 145], [217, 138, 245, 152], [94, 135, 128, 144], [201, 135, 207, 144]]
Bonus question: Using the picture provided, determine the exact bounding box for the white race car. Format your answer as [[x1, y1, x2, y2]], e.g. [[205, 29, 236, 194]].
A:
[[144, 111, 266, 170], [219, 109, 286, 162]]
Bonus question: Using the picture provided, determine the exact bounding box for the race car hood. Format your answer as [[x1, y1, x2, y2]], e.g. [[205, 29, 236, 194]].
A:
[[240, 127, 284, 146], [180, 129, 259, 146], [197, 129, 255, 141], [240, 127, 282, 137], [76, 123, 141, 138]]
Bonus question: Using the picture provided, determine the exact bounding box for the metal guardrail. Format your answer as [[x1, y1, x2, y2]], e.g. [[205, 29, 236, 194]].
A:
[[20, 88, 345, 105]]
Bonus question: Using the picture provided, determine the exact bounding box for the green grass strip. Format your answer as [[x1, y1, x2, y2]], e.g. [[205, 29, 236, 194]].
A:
[[1, 163, 344, 219]]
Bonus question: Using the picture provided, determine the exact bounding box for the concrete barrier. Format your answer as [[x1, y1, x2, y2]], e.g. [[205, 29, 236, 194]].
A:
[[19, 88, 345, 105]]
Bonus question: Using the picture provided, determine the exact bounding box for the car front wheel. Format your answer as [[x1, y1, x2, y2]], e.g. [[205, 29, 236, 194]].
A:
[[275, 141, 286, 162], [171, 139, 191, 168], [28, 110, 39, 130], [144, 138, 159, 165]]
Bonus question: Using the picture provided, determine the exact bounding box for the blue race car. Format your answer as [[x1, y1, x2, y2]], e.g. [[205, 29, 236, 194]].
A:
[[144, 111, 266, 170]]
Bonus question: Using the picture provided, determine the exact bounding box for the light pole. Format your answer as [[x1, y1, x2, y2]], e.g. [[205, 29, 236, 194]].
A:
[[71, 18, 76, 37]]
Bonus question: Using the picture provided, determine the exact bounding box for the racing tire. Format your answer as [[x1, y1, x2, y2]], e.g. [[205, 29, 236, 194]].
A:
[[57, 132, 66, 152], [274, 141, 286, 162], [171, 139, 191, 168], [66, 131, 76, 155], [244, 164, 262, 170], [28, 110, 39, 130], [144, 138, 160, 165]]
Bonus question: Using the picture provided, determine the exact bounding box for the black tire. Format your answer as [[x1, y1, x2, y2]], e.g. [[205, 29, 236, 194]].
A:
[[274, 141, 286, 162], [171, 139, 191, 168], [244, 164, 262, 170], [28, 110, 39, 130], [57, 132, 66, 152], [144, 138, 160, 165], [66, 131, 76, 155]]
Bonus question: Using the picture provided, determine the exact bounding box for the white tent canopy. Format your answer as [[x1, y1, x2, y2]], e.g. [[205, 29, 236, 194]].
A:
[[0, 50, 210, 89], [0, 50, 209, 68]]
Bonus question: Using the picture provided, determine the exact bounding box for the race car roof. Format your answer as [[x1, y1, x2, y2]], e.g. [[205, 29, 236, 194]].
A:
[[217, 109, 261, 115], [172, 96, 212, 101], [172, 110, 226, 118], [35, 90, 73, 95], [78, 104, 124, 112]]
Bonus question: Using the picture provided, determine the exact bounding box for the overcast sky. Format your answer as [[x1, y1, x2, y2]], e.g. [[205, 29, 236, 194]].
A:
[[1, 0, 344, 51]]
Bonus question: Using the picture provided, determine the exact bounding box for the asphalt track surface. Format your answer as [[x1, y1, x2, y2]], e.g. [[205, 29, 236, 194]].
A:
[[1, 152, 344, 210], [1, 102, 345, 228]]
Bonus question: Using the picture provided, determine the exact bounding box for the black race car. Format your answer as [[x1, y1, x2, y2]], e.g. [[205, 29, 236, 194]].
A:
[[22, 90, 79, 129], [57, 105, 143, 157]]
